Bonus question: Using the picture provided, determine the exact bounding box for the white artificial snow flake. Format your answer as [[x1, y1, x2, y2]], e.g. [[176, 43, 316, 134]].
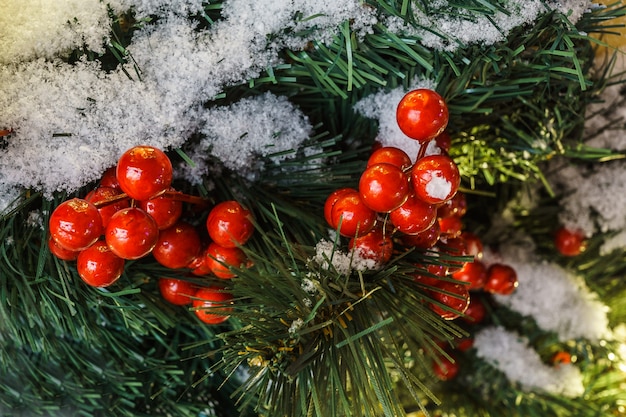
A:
[[353, 80, 438, 160], [548, 159, 626, 237], [108, 0, 205, 19], [483, 241, 610, 342], [383, 0, 591, 52], [600, 230, 626, 256], [311, 239, 379, 275], [288, 318, 305, 336], [0, 0, 111, 64], [425, 174, 452, 201], [474, 326, 585, 397], [179, 92, 313, 182]]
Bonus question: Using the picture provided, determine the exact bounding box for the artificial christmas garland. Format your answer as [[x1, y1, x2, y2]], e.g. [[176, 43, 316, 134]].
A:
[[1, 1, 626, 416]]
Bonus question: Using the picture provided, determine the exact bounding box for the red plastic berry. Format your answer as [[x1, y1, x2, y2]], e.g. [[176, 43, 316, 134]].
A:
[[158, 278, 197, 305], [552, 351, 572, 367], [438, 215, 463, 237], [193, 286, 234, 325], [434, 131, 452, 153], [389, 193, 437, 235], [152, 222, 202, 269], [437, 191, 467, 219], [359, 163, 410, 212], [206, 200, 254, 248], [451, 260, 488, 290], [76, 240, 125, 287], [48, 235, 80, 261], [456, 337, 474, 352], [349, 227, 394, 265], [461, 297, 487, 324], [411, 155, 461, 205], [396, 89, 449, 143], [438, 237, 468, 273], [49, 198, 103, 252], [432, 354, 459, 381], [105, 207, 159, 260], [324, 188, 355, 226], [138, 189, 183, 230], [206, 242, 248, 279], [99, 167, 121, 189], [400, 221, 441, 249], [85, 186, 130, 228], [554, 226, 586, 257], [329, 189, 377, 238], [429, 281, 470, 320], [367, 146, 412, 170], [460, 231, 483, 260], [116, 145, 173, 201], [484, 263, 518, 295]]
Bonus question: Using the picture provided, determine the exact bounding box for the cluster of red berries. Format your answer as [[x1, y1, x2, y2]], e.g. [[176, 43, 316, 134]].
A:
[[48, 145, 254, 325]]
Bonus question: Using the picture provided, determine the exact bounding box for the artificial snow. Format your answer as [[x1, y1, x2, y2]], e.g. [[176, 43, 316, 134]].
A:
[[548, 159, 626, 238], [0, 0, 111, 64], [483, 240, 610, 342], [474, 326, 585, 397], [384, 0, 591, 52], [178, 92, 313, 183], [424, 174, 452, 201], [311, 239, 380, 275]]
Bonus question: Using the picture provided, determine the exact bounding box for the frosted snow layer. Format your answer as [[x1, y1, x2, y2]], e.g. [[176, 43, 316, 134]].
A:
[[483, 240, 610, 342], [385, 0, 594, 51], [311, 239, 380, 275], [0, 0, 598, 211], [474, 326, 585, 397]]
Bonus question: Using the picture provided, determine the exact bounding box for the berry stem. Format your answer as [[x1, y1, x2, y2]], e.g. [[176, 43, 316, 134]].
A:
[[92, 191, 210, 209]]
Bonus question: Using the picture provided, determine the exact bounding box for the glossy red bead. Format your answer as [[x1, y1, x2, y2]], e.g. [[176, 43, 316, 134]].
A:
[[116, 145, 173, 201], [359, 163, 410, 212], [76, 240, 125, 287], [484, 263, 518, 295], [206, 200, 254, 248], [411, 155, 461, 205], [329, 189, 377, 238], [193, 286, 234, 325], [49, 198, 103, 252], [105, 207, 159, 260], [389, 193, 437, 235], [396, 89, 449, 143], [152, 222, 202, 269], [158, 278, 197, 305]]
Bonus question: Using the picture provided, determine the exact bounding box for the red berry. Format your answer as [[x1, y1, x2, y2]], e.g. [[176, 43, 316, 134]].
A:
[[329, 189, 377, 238], [85, 186, 130, 228], [461, 297, 487, 324], [48, 235, 80, 261], [438, 215, 463, 237], [152, 222, 202, 269], [438, 237, 468, 273], [158, 278, 197, 305], [389, 193, 437, 235], [460, 231, 483, 260], [451, 260, 488, 290], [432, 354, 459, 381], [484, 263, 518, 295], [116, 145, 173, 201], [206, 200, 254, 248], [554, 227, 586, 257], [193, 286, 234, 324], [396, 89, 449, 142], [99, 167, 121, 190], [411, 155, 461, 205], [76, 240, 125, 287], [49, 198, 103, 252], [367, 146, 412, 170], [105, 207, 159, 260], [349, 226, 394, 265], [206, 242, 249, 279], [437, 191, 467, 219], [324, 188, 355, 226], [429, 281, 470, 320], [359, 163, 410, 212], [434, 131, 452, 153], [400, 221, 441, 249], [138, 189, 183, 230]]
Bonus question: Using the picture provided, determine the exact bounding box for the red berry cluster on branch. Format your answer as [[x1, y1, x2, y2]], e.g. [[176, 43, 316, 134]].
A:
[[48, 145, 255, 325]]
